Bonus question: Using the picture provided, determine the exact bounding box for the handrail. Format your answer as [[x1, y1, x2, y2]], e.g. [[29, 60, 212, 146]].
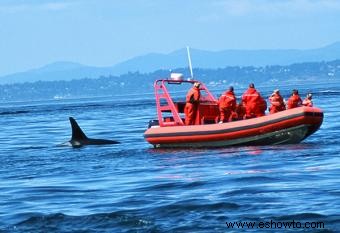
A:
[[154, 79, 217, 127]]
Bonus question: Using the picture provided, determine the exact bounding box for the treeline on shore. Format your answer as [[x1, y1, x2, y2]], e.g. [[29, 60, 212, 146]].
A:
[[0, 60, 339, 102]]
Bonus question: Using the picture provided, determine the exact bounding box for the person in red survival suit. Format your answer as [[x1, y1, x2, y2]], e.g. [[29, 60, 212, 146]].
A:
[[287, 89, 302, 109], [184, 82, 201, 125], [241, 83, 266, 118], [235, 101, 246, 120], [302, 93, 313, 107], [268, 89, 286, 114], [218, 86, 237, 123]]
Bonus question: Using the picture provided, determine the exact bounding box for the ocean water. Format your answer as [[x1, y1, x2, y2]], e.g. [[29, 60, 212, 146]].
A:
[[0, 83, 339, 232]]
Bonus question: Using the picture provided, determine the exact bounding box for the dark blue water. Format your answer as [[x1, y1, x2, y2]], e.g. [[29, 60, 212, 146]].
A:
[[0, 83, 339, 232]]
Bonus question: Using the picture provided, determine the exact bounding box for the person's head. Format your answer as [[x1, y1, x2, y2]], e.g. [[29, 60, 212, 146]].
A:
[[273, 89, 280, 94], [194, 82, 200, 88], [229, 86, 234, 92], [249, 83, 255, 88], [307, 93, 312, 99], [292, 89, 298, 95]]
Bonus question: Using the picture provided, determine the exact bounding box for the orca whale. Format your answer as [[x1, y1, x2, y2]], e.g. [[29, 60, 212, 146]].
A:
[[65, 117, 119, 147]]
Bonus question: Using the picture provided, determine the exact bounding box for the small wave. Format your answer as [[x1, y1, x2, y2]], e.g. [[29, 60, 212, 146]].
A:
[[318, 90, 340, 95], [0, 110, 30, 115], [152, 199, 240, 216], [232, 175, 279, 183], [11, 212, 160, 233], [134, 181, 184, 192], [17, 146, 47, 150], [273, 212, 326, 221], [173, 200, 241, 211]]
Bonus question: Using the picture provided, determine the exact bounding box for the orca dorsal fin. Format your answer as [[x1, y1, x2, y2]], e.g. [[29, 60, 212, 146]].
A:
[[69, 117, 88, 140]]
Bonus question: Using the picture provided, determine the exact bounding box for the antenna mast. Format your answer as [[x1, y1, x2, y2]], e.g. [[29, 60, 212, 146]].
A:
[[186, 46, 194, 80]]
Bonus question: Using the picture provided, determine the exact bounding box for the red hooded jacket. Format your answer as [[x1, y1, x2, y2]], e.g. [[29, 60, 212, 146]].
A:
[[218, 90, 236, 110], [287, 94, 302, 109], [218, 90, 236, 122], [269, 93, 286, 114], [242, 87, 266, 118]]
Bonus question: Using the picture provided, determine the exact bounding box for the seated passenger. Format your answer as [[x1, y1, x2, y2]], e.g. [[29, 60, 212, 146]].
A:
[[235, 101, 246, 120], [302, 93, 313, 107], [257, 98, 267, 117], [241, 83, 266, 118], [287, 89, 302, 109], [218, 86, 236, 123], [268, 89, 286, 114]]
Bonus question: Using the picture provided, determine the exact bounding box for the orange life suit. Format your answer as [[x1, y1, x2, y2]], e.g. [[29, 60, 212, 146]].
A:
[[269, 92, 286, 114], [287, 94, 302, 109], [218, 90, 237, 122], [242, 87, 266, 118], [184, 84, 201, 125]]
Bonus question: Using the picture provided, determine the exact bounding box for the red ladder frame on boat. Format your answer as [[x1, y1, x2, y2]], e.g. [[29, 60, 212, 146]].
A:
[[154, 79, 216, 127]]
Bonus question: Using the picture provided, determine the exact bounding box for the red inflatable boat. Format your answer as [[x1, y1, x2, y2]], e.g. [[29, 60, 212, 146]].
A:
[[144, 77, 323, 148]]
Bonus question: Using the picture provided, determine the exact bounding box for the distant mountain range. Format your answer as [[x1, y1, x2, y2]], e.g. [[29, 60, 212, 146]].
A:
[[0, 59, 339, 102], [1, 42, 340, 84]]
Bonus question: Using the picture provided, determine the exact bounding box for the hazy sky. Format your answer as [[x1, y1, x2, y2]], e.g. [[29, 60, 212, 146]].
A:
[[0, 0, 340, 75]]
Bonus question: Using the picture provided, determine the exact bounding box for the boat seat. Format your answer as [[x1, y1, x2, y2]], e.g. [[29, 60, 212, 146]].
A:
[[199, 102, 219, 124], [175, 101, 219, 124]]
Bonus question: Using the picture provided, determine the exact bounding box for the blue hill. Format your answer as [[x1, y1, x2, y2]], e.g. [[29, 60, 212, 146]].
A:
[[1, 42, 340, 84], [114, 41, 340, 72]]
